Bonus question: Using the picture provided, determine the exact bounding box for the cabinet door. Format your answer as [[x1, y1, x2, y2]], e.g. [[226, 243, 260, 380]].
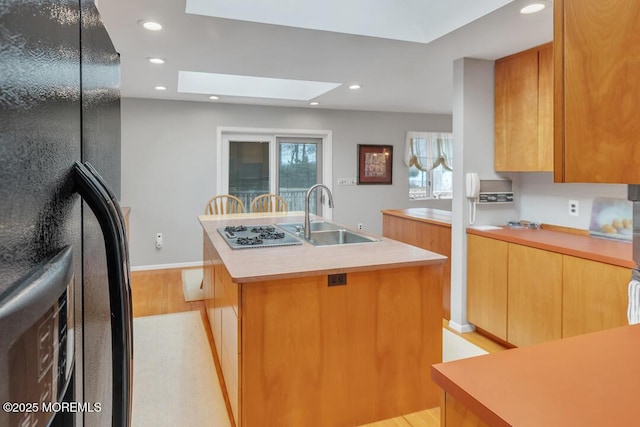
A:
[[563, 256, 630, 337], [508, 244, 562, 347], [494, 48, 540, 171], [554, 0, 640, 183], [467, 235, 508, 340], [495, 44, 553, 172], [241, 276, 350, 426]]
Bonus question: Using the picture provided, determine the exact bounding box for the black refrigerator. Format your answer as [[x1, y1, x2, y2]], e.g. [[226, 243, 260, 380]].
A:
[[0, 1, 132, 426]]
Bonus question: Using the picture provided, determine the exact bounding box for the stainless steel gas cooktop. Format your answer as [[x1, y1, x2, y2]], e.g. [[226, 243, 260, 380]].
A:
[[217, 225, 303, 249]]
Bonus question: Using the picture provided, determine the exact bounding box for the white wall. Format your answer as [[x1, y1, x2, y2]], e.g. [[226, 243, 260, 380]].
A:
[[121, 98, 451, 267], [516, 172, 627, 228]]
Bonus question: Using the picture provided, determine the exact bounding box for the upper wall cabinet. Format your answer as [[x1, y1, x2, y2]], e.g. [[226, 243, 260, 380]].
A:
[[554, 0, 640, 183], [494, 43, 553, 172]]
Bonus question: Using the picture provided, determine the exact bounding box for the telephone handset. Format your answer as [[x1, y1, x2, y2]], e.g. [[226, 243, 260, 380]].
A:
[[466, 172, 480, 199], [465, 173, 480, 225]]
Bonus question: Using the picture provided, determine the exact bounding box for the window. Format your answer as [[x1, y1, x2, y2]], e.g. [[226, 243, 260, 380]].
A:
[[278, 137, 322, 213], [218, 128, 332, 217], [405, 132, 453, 200]]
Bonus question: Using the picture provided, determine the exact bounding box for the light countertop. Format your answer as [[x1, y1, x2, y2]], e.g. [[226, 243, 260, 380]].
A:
[[381, 208, 452, 227], [199, 212, 446, 283]]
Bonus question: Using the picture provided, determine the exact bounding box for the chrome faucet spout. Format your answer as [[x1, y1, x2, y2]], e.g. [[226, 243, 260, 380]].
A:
[[304, 184, 334, 240]]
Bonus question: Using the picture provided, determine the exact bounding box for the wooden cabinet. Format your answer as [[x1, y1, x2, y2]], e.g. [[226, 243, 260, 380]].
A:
[[203, 235, 240, 424], [204, 231, 444, 426], [382, 210, 452, 319], [467, 231, 631, 347], [494, 43, 553, 172], [562, 256, 630, 337], [466, 235, 508, 341], [442, 392, 490, 427], [241, 267, 443, 426], [507, 244, 562, 347], [554, 0, 640, 183]]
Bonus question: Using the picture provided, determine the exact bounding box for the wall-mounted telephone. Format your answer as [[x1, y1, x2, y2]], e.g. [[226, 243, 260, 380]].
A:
[[466, 172, 480, 199], [466, 172, 480, 224]]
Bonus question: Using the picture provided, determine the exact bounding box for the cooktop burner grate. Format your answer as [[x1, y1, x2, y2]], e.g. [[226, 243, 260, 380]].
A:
[[217, 224, 302, 249]]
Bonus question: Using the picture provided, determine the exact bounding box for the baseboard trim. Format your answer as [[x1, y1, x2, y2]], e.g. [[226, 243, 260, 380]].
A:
[[448, 319, 475, 334], [131, 261, 203, 272]]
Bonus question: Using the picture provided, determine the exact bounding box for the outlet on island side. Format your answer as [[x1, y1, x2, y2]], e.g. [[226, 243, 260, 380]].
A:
[[357, 223, 363, 230], [328, 273, 347, 286]]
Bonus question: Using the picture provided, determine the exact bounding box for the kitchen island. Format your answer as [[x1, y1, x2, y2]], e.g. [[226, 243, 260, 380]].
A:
[[199, 212, 446, 427]]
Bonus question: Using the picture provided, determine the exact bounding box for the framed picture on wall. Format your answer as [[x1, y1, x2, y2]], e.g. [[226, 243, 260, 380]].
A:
[[357, 144, 393, 185]]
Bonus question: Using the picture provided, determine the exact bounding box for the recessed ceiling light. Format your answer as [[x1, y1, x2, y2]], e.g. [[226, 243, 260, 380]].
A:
[[520, 3, 546, 14], [148, 57, 165, 65], [349, 84, 361, 90], [154, 86, 167, 91], [139, 20, 162, 31], [309, 101, 319, 106], [208, 95, 219, 100]]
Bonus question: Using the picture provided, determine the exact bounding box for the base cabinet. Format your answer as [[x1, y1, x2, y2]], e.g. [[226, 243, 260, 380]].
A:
[[562, 256, 630, 337], [442, 392, 490, 427], [467, 233, 629, 347], [382, 212, 452, 319], [466, 235, 508, 341], [507, 244, 562, 347], [204, 231, 444, 426]]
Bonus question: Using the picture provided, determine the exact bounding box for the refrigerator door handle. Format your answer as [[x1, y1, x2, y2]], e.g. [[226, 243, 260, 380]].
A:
[[73, 162, 132, 427]]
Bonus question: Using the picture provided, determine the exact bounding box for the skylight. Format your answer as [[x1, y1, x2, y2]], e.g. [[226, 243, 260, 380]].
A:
[[185, 0, 514, 44], [177, 71, 342, 101]]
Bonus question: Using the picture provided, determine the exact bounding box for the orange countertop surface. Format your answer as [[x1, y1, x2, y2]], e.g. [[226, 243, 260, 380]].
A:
[[381, 208, 452, 227], [467, 226, 634, 269], [432, 325, 640, 427]]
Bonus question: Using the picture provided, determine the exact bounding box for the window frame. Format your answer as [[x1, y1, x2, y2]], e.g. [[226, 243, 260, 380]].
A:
[[216, 127, 334, 219], [406, 131, 453, 201]]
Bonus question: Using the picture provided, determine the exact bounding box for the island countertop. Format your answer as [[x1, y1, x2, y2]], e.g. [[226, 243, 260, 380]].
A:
[[198, 212, 447, 283]]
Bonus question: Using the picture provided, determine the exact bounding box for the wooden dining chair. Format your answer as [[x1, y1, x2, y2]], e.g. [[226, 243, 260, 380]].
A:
[[204, 195, 246, 215], [250, 194, 289, 213]]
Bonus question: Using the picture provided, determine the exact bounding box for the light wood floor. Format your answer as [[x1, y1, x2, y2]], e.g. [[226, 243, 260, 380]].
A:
[[130, 268, 458, 427], [131, 268, 236, 426]]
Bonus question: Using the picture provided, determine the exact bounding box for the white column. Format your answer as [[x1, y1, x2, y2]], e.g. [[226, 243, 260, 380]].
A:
[[449, 58, 518, 333]]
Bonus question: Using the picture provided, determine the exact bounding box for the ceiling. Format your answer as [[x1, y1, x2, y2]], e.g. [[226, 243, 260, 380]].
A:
[[97, 0, 552, 115]]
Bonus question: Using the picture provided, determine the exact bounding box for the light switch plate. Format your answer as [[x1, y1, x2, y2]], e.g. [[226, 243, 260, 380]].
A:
[[338, 178, 357, 185]]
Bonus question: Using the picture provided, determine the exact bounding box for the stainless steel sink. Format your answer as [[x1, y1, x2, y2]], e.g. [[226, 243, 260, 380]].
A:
[[307, 229, 379, 246], [276, 221, 341, 234], [275, 222, 380, 246]]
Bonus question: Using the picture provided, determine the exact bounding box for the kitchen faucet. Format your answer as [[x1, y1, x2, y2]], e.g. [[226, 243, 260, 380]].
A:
[[304, 184, 334, 240]]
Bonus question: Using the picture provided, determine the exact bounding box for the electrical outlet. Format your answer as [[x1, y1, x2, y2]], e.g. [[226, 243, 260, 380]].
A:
[[156, 233, 163, 249], [328, 273, 347, 286], [357, 223, 363, 230], [568, 200, 579, 217]]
